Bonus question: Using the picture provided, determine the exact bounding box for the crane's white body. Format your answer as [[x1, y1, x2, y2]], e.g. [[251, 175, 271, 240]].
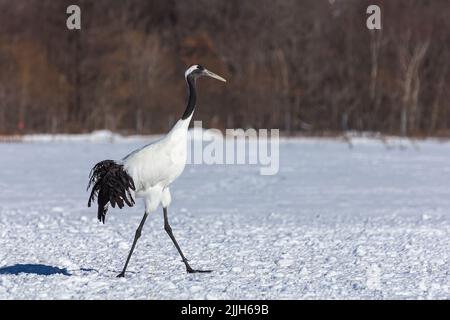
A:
[[122, 114, 193, 213]]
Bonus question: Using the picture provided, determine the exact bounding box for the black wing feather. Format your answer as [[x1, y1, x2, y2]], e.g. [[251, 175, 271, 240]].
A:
[[87, 160, 136, 224]]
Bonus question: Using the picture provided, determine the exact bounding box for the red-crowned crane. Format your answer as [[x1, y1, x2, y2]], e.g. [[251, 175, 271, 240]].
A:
[[87, 65, 226, 277]]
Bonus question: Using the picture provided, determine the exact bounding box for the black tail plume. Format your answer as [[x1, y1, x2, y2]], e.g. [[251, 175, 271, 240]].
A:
[[87, 160, 136, 223]]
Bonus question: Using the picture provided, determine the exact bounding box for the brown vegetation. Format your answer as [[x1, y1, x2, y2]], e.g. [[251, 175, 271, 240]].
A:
[[0, 0, 448, 136]]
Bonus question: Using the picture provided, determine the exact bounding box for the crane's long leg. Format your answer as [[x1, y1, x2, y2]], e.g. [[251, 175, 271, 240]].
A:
[[163, 207, 211, 273], [117, 212, 148, 278]]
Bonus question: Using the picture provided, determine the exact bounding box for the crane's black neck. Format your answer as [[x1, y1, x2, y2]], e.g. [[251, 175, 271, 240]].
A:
[[181, 76, 197, 120]]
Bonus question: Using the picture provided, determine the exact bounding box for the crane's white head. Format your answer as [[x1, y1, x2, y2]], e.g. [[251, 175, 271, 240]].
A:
[[185, 64, 226, 82]]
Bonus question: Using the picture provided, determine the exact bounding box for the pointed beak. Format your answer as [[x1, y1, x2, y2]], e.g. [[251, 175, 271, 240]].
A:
[[203, 69, 227, 82]]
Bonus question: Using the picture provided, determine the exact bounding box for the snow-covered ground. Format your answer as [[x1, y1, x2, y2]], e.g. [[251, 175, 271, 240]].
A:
[[0, 136, 449, 299]]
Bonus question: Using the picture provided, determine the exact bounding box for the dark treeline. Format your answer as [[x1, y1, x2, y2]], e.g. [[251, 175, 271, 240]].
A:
[[0, 0, 449, 136]]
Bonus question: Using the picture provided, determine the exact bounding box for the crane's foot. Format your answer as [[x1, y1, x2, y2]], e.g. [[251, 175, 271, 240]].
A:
[[116, 272, 126, 278], [186, 266, 212, 273]]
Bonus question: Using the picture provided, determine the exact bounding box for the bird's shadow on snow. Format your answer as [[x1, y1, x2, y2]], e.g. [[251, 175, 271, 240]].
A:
[[0, 264, 71, 276]]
